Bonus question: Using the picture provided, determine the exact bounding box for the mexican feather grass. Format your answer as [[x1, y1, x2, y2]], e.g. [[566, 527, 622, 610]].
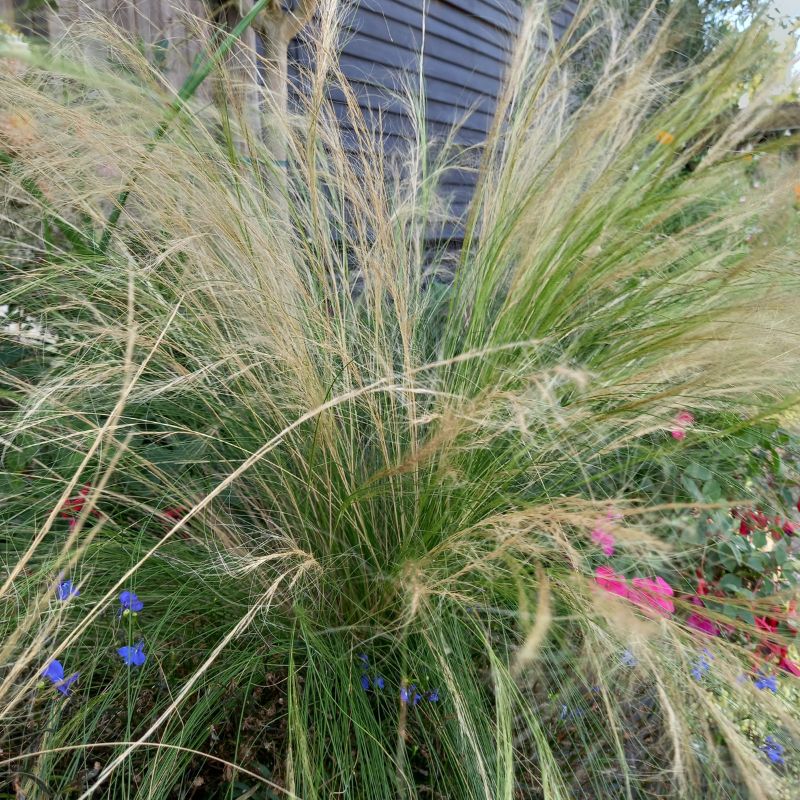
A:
[[1, 1, 800, 797]]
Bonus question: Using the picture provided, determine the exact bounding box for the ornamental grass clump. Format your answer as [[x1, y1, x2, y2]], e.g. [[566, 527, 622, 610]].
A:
[[1, 1, 800, 797]]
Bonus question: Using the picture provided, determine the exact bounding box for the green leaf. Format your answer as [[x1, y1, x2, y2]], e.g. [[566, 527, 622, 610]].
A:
[[685, 461, 713, 481], [737, 609, 756, 626], [681, 475, 704, 502], [719, 573, 742, 592], [721, 603, 739, 621], [702, 479, 722, 501], [746, 553, 764, 571]]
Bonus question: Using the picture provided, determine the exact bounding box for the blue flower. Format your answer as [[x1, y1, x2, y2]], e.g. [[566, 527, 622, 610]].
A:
[[56, 580, 79, 601], [691, 653, 713, 681], [374, 676, 385, 690], [358, 653, 369, 665], [41, 659, 79, 696], [119, 590, 143, 615], [760, 736, 785, 765], [754, 672, 778, 693], [620, 650, 637, 667], [413, 691, 422, 705], [42, 660, 63, 683], [400, 685, 410, 704], [360, 674, 370, 691], [117, 640, 146, 667], [427, 689, 439, 702]]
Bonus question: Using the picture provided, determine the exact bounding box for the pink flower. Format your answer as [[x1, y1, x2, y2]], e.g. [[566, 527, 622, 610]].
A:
[[670, 410, 694, 440], [594, 569, 675, 616], [591, 527, 615, 557], [594, 566, 631, 600], [686, 612, 720, 637], [630, 576, 675, 615]]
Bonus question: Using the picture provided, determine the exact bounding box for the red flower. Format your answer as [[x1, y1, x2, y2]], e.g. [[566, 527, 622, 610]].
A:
[[782, 520, 795, 536], [160, 506, 190, 539], [60, 484, 100, 529], [755, 616, 779, 634], [762, 640, 787, 660], [778, 657, 800, 677], [739, 519, 751, 536], [751, 510, 768, 528]]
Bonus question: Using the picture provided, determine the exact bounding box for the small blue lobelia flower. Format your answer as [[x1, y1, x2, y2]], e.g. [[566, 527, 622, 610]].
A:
[[119, 590, 143, 615], [427, 689, 439, 702], [374, 676, 385, 690], [360, 674, 370, 691], [620, 650, 638, 668], [400, 685, 411, 704], [42, 659, 79, 696], [754, 672, 778, 693], [117, 640, 147, 667], [760, 736, 785, 765], [691, 652, 713, 681], [358, 653, 369, 666], [56, 580, 79, 601]]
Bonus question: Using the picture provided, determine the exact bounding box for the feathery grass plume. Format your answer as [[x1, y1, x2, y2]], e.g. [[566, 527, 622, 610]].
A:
[[1, 1, 799, 797]]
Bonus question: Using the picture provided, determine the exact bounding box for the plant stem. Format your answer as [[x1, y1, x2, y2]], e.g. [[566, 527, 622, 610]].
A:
[[98, 0, 270, 253]]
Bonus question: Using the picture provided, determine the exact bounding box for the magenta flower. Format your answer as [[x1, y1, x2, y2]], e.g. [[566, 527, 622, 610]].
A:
[[594, 566, 630, 599], [687, 612, 720, 637], [591, 527, 615, 557], [595, 568, 674, 616]]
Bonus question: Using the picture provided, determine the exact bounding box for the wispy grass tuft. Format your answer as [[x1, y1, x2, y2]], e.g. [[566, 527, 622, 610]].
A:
[[1, 2, 799, 797]]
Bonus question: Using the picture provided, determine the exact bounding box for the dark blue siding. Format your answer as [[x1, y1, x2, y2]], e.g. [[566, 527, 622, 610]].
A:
[[287, 0, 578, 233]]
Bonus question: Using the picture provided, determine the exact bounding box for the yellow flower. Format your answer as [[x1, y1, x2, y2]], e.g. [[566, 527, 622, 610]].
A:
[[655, 130, 675, 146]]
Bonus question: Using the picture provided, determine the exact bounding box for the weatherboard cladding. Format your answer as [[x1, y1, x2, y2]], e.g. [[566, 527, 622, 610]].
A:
[[286, 0, 576, 231]]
